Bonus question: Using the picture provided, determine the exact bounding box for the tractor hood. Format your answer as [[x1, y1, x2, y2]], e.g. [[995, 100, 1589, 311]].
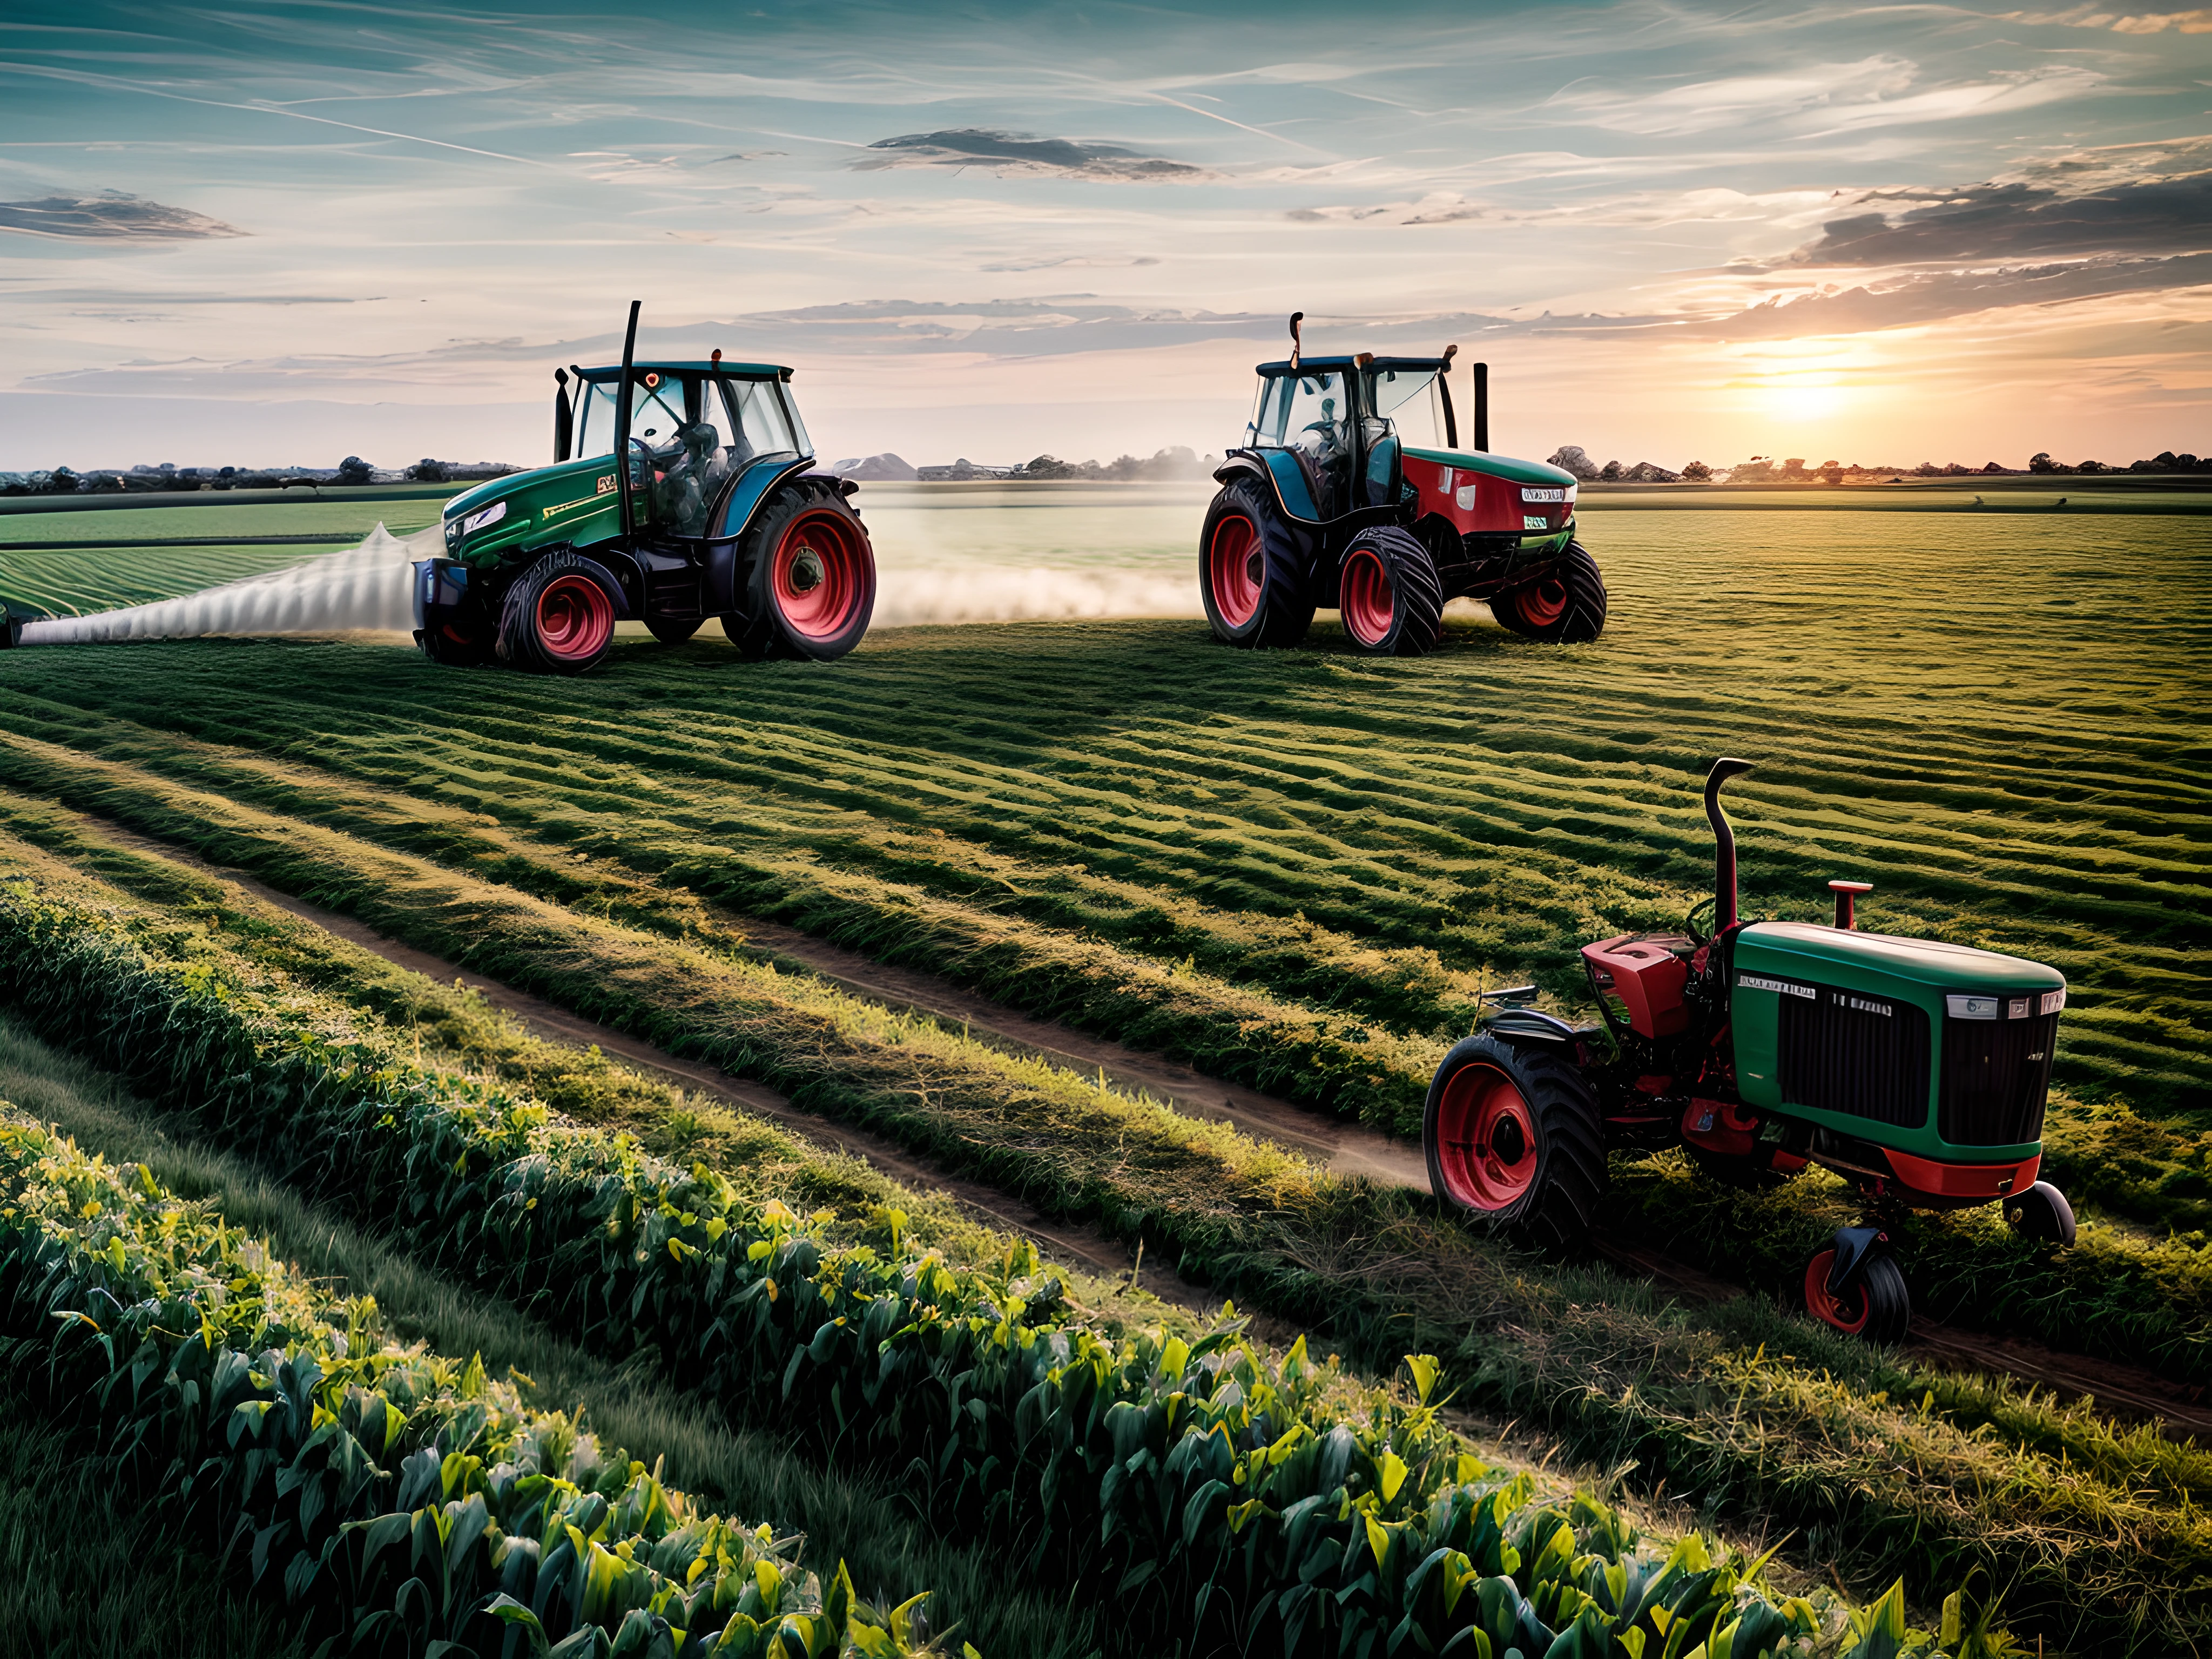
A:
[[1736, 922, 2065, 996], [441, 455, 622, 564], [1402, 447, 1578, 490]]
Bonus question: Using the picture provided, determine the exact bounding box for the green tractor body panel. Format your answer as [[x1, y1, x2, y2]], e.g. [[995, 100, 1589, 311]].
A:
[[1731, 922, 2065, 1160], [441, 456, 625, 567], [1402, 446, 1577, 490]]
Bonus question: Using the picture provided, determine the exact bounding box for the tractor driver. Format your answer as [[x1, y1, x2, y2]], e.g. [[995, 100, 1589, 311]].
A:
[[1293, 390, 1348, 517], [655, 420, 730, 537]]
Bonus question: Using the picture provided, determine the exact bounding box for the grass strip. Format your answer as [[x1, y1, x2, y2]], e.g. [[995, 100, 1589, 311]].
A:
[[0, 827, 2194, 1652], [0, 1111, 961, 1659], [0, 706, 2203, 1258], [1, 747, 2210, 1406]]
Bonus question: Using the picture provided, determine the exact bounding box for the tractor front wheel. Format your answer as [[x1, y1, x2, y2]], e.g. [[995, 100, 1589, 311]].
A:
[[1336, 527, 1443, 656], [726, 489, 876, 661], [1803, 1246, 1911, 1343], [1493, 541, 1607, 644], [1199, 479, 1313, 648], [496, 551, 618, 675], [646, 615, 702, 645], [2004, 1179, 2077, 1247], [1424, 1034, 1606, 1247]]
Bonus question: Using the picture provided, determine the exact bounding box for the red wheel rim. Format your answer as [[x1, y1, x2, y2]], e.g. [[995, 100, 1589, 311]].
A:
[[1338, 547, 1394, 646], [773, 509, 871, 640], [1208, 514, 1262, 627], [1803, 1249, 1870, 1334], [535, 573, 614, 661], [1432, 1064, 1539, 1211], [1511, 578, 1567, 628]]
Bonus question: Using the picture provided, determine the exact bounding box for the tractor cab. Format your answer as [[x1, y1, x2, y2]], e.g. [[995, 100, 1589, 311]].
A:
[[555, 360, 812, 541], [1201, 312, 1604, 655]]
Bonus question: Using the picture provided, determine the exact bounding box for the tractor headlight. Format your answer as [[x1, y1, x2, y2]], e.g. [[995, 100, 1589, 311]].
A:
[[2040, 988, 2066, 1015], [460, 500, 508, 537], [1946, 995, 1999, 1020]]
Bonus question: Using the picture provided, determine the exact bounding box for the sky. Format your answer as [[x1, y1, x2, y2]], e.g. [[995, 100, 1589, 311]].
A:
[[2, 1, 2209, 473]]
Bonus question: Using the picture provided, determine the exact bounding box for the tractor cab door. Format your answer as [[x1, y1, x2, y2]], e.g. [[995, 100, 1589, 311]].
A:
[[1360, 420, 1401, 509], [1251, 369, 1352, 520], [1362, 365, 1448, 509]]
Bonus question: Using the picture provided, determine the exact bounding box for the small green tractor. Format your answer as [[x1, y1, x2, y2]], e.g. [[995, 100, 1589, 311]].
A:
[[415, 302, 874, 674], [1424, 758, 2076, 1342], [1201, 313, 1603, 655]]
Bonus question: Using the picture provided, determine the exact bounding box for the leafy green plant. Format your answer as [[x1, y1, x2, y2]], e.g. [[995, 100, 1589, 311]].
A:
[[0, 1115, 962, 1659]]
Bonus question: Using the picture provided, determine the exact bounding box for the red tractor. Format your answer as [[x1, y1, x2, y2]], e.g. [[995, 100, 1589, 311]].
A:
[[1201, 314, 1603, 656], [1424, 759, 2077, 1342]]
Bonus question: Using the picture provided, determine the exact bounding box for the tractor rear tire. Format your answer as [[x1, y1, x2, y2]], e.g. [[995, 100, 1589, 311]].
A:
[[1424, 1033, 1606, 1247], [1493, 541, 1606, 644], [724, 489, 875, 662], [1200, 479, 1313, 649], [1803, 1247, 1911, 1344], [2004, 1179, 2076, 1247], [646, 616, 702, 645], [1336, 526, 1443, 656], [496, 551, 617, 675]]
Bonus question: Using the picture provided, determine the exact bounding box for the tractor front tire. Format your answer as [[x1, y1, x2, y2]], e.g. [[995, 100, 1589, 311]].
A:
[[1200, 479, 1313, 648], [1803, 1247, 1911, 1344], [1336, 526, 1443, 656], [725, 489, 875, 661], [496, 551, 618, 675], [1494, 541, 1607, 644], [2004, 1179, 2077, 1247], [646, 615, 702, 645], [1424, 1033, 1606, 1247]]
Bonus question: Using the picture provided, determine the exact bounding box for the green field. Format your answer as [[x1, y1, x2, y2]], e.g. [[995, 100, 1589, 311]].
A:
[[0, 497, 2204, 1654]]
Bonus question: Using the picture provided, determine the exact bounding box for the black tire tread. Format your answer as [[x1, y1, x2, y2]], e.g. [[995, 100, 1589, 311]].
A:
[[1858, 1255, 1912, 1344], [1422, 1033, 1606, 1249], [1495, 540, 1607, 644], [1199, 478, 1314, 649], [495, 549, 613, 676], [1340, 525, 1443, 657]]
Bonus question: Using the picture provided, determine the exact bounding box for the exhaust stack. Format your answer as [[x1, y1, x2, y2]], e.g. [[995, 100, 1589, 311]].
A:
[[1472, 360, 1490, 452], [1704, 757, 1757, 932]]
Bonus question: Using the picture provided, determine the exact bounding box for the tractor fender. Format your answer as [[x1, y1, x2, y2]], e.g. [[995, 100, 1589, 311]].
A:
[[712, 455, 820, 549], [1824, 1224, 1891, 1297], [1482, 1008, 1587, 1046], [1215, 449, 1326, 527]]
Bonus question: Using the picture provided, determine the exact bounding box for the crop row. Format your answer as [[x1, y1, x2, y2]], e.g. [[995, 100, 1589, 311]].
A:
[[0, 1110, 955, 1658], [0, 540, 2196, 1117], [0, 819, 2201, 1653], [0, 872, 1985, 1659], [0, 679, 2201, 1249], [1, 740, 2208, 1409]]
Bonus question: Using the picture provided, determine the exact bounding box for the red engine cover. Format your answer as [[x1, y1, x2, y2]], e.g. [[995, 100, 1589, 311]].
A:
[[1582, 934, 1690, 1038]]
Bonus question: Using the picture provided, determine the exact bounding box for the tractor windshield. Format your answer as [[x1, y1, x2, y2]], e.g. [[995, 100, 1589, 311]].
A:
[[572, 372, 807, 466], [1249, 371, 1349, 464], [1367, 367, 1446, 449]]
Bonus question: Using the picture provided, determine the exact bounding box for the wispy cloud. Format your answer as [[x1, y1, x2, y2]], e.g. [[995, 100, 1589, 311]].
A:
[[0, 191, 242, 239], [856, 129, 1210, 181]]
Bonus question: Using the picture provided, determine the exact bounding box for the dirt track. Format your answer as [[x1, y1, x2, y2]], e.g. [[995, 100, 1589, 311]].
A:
[[79, 814, 2212, 1438]]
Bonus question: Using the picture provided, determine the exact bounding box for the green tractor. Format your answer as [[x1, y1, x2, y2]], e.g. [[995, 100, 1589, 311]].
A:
[[414, 302, 874, 674], [1201, 313, 1602, 655], [1424, 758, 2076, 1343]]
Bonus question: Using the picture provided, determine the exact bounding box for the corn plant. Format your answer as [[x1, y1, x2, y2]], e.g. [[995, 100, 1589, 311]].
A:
[[0, 1115, 966, 1659]]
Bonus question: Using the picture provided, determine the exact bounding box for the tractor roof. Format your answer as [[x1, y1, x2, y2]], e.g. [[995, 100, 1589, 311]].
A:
[[575, 360, 792, 382], [1254, 355, 1451, 376]]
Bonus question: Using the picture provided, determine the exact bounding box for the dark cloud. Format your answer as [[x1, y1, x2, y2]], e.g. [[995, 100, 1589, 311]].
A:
[[1696, 253, 2212, 339], [857, 129, 1205, 181], [1788, 170, 2212, 267], [0, 192, 245, 241]]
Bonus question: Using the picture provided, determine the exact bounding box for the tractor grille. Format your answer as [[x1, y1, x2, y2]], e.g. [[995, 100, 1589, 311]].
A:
[[1777, 985, 1930, 1128], [1939, 1012, 2056, 1148]]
